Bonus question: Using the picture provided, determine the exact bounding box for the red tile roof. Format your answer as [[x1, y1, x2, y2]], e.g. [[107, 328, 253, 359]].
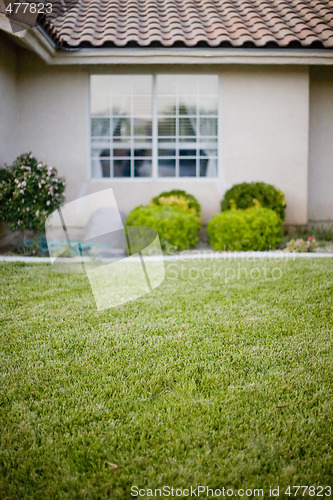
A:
[[43, 0, 333, 49]]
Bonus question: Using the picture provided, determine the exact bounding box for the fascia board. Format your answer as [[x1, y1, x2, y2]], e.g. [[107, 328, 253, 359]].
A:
[[18, 28, 333, 66]]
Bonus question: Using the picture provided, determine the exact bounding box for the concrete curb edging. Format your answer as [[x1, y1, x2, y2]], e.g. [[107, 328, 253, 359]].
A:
[[0, 251, 332, 263]]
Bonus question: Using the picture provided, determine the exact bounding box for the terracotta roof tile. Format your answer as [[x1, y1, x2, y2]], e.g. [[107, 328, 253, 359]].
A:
[[42, 0, 333, 49]]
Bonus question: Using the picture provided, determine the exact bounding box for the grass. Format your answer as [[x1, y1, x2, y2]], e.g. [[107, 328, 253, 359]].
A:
[[0, 258, 332, 499]]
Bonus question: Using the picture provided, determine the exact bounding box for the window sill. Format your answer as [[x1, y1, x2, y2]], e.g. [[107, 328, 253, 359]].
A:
[[89, 177, 218, 182]]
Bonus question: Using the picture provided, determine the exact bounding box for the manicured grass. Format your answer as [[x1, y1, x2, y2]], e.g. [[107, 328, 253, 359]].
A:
[[0, 258, 332, 499]]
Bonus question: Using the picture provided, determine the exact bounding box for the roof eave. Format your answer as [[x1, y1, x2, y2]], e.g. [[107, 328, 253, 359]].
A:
[[20, 26, 333, 66]]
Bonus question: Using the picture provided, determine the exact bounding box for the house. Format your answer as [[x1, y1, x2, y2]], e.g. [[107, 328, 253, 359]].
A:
[[0, 0, 333, 227]]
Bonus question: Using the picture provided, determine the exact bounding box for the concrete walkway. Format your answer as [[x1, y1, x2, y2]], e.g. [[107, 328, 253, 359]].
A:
[[0, 250, 332, 263]]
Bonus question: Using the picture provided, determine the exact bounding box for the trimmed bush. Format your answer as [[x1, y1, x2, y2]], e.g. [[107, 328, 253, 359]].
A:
[[207, 207, 283, 251], [150, 189, 201, 218], [221, 182, 286, 221], [0, 152, 65, 233], [126, 205, 199, 251]]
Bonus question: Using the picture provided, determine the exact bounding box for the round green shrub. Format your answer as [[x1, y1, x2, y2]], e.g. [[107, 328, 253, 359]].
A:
[[207, 207, 283, 251], [126, 205, 199, 251], [221, 182, 286, 221], [150, 189, 201, 218], [0, 152, 65, 233]]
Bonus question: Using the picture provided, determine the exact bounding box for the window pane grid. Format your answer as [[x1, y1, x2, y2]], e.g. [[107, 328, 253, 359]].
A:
[[90, 75, 218, 178]]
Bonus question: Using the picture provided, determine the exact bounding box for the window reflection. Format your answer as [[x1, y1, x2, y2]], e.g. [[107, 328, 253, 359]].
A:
[[158, 159, 176, 177], [91, 75, 218, 178]]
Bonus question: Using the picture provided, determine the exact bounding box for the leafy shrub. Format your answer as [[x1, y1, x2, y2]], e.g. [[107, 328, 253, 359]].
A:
[[0, 153, 65, 233], [311, 227, 333, 242], [284, 236, 318, 253], [207, 207, 283, 251], [221, 182, 286, 221], [151, 190, 201, 218], [126, 205, 199, 251]]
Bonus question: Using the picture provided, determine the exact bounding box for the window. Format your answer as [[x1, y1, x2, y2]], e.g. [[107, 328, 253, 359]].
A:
[[90, 74, 218, 178]]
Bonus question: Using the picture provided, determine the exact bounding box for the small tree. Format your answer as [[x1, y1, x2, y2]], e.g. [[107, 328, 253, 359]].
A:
[[0, 153, 65, 237]]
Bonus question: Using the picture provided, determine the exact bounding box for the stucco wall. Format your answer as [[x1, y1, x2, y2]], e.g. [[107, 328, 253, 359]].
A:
[[220, 66, 309, 225], [17, 51, 90, 202], [8, 49, 311, 225], [0, 32, 19, 165], [16, 56, 224, 221], [308, 67, 333, 223]]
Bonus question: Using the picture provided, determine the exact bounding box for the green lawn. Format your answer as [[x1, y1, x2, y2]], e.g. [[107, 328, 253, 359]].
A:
[[0, 258, 332, 499]]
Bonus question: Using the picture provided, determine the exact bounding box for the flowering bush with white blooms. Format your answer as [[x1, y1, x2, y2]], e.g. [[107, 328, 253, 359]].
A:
[[0, 153, 65, 233]]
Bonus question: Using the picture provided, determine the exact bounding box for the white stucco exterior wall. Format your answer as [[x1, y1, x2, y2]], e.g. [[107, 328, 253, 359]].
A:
[[220, 66, 309, 225], [0, 32, 19, 165], [1, 39, 313, 226], [17, 51, 90, 202], [16, 54, 224, 221], [308, 67, 333, 223]]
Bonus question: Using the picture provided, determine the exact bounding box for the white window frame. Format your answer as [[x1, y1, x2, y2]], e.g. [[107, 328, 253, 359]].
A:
[[89, 73, 220, 181]]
